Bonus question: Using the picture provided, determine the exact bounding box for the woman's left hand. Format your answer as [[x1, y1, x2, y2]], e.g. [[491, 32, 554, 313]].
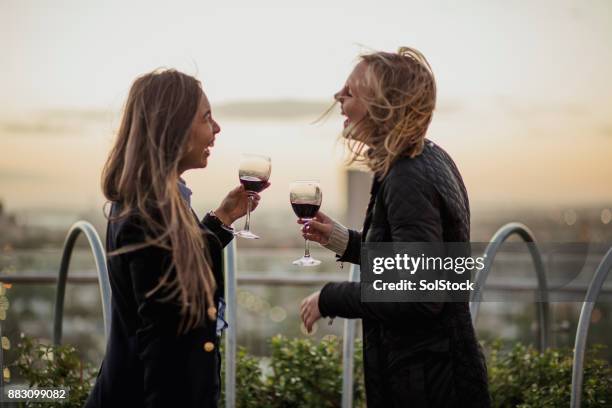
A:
[[215, 182, 270, 225], [300, 291, 322, 333]]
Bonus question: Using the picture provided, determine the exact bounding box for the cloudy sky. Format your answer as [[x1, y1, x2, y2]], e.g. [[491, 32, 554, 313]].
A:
[[2, 0, 610, 112]]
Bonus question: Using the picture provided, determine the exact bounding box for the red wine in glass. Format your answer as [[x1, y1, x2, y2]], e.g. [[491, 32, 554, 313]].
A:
[[240, 175, 267, 193], [234, 154, 271, 239], [289, 181, 322, 266], [291, 202, 321, 219]]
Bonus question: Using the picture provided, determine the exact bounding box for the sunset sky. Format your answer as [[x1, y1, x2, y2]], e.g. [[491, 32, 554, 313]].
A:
[[1, 0, 611, 220], [2, 0, 611, 111]]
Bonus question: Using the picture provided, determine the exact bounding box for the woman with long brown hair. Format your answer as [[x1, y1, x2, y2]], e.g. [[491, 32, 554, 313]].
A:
[[85, 69, 267, 407], [299, 48, 490, 407]]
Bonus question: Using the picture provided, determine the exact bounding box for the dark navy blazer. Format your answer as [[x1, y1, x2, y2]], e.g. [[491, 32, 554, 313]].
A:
[[85, 202, 233, 408]]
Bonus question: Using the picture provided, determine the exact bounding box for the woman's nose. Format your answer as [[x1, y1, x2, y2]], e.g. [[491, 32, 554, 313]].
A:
[[334, 85, 348, 102], [213, 120, 221, 134]]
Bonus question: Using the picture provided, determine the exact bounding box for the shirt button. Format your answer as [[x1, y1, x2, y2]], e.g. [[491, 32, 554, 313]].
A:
[[207, 306, 217, 320], [203, 341, 215, 352]]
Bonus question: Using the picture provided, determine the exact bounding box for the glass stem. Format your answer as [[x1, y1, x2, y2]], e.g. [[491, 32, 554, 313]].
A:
[[303, 218, 314, 258], [243, 195, 252, 232], [304, 238, 311, 259]]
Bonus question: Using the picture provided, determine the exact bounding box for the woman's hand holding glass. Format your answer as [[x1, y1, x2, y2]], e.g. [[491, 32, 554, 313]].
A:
[[215, 183, 270, 227], [297, 211, 333, 245]]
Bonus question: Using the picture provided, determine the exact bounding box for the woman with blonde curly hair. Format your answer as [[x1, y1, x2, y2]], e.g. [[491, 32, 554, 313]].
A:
[[85, 69, 268, 407], [299, 48, 490, 407]]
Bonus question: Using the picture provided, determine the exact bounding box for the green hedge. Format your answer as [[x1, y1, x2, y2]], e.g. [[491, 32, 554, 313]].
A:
[[488, 340, 612, 407], [11, 334, 97, 408], [220, 335, 365, 408], [10, 335, 612, 407]]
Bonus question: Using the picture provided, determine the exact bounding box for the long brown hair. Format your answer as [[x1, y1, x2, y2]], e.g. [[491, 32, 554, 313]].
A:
[[339, 47, 437, 178], [102, 68, 216, 334]]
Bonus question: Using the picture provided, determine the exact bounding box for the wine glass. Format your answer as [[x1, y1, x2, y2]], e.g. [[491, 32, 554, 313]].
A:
[[290, 180, 322, 266], [234, 154, 271, 239]]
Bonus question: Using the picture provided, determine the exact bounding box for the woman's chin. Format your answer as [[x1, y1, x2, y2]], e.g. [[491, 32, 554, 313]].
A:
[[197, 154, 209, 168]]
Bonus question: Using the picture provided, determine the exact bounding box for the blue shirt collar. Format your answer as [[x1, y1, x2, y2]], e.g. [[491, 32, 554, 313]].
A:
[[178, 177, 192, 206]]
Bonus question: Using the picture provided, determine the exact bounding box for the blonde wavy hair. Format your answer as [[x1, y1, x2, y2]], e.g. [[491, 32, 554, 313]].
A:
[[102, 69, 216, 334], [340, 46, 436, 178]]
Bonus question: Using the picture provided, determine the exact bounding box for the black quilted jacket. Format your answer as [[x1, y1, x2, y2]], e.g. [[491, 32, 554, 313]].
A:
[[318, 140, 491, 407]]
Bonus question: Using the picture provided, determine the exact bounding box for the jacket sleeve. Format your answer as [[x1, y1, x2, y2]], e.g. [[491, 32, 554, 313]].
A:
[[318, 173, 444, 322], [318, 281, 443, 323], [201, 212, 234, 248], [120, 219, 219, 407], [336, 229, 362, 264]]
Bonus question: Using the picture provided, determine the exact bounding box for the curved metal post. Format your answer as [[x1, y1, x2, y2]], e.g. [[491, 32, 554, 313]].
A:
[[570, 247, 612, 408], [224, 240, 237, 408], [54, 221, 111, 345], [469, 222, 550, 351], [341, 264, 360, 408]]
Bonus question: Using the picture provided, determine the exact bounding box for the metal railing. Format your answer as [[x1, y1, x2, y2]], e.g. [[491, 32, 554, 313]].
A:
[[469, 222, 550, 351], [1, 273, 609, 294], [53, 221, 111, 345], [570, 247, 612, 408], [4, 220, 611, 408], [224, 240, 237, 408], [341, 264, 360, 408], [0, 221, 110, 405]]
